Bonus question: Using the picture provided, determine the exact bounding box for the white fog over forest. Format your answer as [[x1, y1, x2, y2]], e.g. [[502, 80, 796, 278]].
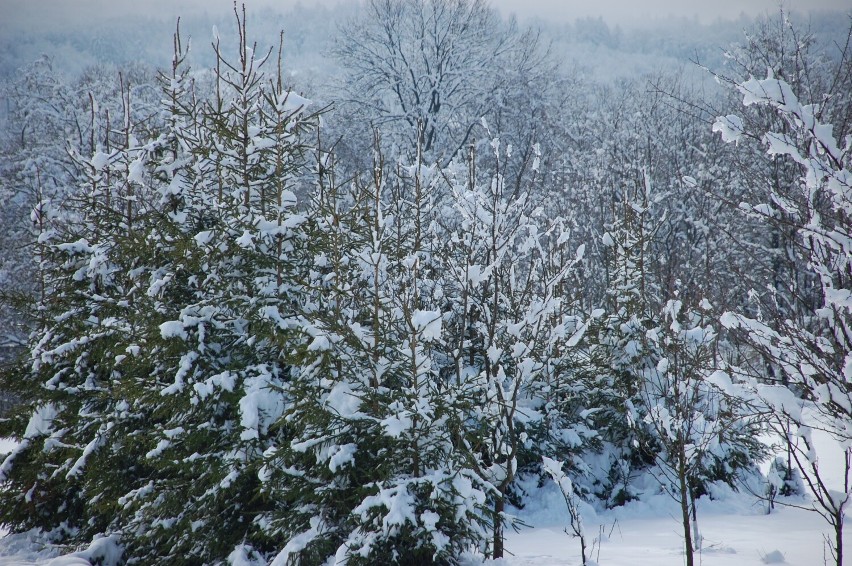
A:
[[0, 1, 850, 565]]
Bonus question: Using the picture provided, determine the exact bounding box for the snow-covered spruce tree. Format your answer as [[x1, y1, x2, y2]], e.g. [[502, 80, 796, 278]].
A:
[[0, 14, 318, 564], [114, 14, 317, 564], [640, 298, 769, 566], [0, 56, 71, 373], [435, 136, 593, 558], [0, 50, 168, 543], [587, 173, 662, 507], [0, 56, 159, 383], [260, 138, 492, 565], [590, 178, 766, 562], [0, 59, 161, 427], [713, 48, 852, 566]]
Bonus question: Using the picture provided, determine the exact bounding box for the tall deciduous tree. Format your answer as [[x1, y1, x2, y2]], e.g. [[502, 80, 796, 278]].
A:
[[333, 0, 552, 165], [435, 138, 593, 558], [713, 18, 852, 566]]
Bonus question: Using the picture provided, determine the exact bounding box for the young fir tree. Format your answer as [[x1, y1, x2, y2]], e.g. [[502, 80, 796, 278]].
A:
[[116, 13, 317, 563], [0, 14, 319, 564], [0, 51, 166, 543], [261, 139, 491, 566], [590, 171, 662, 506]]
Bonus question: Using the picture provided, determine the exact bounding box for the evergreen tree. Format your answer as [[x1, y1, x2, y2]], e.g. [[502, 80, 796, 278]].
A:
[[591, 176, 766, 566], [263, 140, 490, 565], [0, 13, 319, 564]]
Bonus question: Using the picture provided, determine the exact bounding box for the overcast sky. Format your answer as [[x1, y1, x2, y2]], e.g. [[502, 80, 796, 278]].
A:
[[494, 0, 849, 24], [2, 0, 850, 30]]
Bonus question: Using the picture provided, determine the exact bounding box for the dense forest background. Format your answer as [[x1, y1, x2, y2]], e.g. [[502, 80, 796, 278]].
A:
[[0, 2, 850, 565]]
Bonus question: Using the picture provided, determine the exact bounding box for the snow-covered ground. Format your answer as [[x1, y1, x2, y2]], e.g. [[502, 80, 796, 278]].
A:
[[1, 431, 848, 566], [1, 502, 842, 566], [496, 419, 850, 566], [496, 490, 847, 566]]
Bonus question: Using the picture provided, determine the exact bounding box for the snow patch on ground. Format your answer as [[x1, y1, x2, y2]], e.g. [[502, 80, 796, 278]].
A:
[[0, 530, 63, 566], [493, 500, 847, 566]]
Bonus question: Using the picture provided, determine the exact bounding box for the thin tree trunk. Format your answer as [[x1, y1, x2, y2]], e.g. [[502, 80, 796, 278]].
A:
[[834, 511, 843, 566], [678, 441, 694, 566], [690, 490, 701, 552], [493, 495, 504, 559]]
